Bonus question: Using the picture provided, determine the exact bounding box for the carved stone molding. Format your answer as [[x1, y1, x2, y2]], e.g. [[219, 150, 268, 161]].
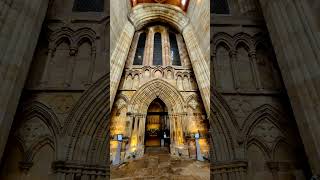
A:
[[211, 161, 248, 180], [52, 161, 106, 177]]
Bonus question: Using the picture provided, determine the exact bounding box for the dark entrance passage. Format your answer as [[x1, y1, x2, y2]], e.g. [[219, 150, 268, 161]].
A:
[[145, 98, 170, 150]]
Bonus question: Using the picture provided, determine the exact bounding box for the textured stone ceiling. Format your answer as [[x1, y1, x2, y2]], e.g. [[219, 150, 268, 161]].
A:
[[131, 0, 190, 11]]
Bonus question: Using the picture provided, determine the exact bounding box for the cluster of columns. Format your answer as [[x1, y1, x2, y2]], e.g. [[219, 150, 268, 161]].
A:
[[213, 50, 265, 90], [259, 0, 320, 175], [0, 0, 49, 161], [40, 42, 97, 87], [138, 25, 182, 67]]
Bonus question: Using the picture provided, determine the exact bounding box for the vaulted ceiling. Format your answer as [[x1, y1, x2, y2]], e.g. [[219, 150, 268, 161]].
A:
[[131, 0, 190, 11]]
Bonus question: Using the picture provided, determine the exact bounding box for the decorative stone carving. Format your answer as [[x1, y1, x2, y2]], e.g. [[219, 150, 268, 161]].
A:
[[229, 98, 251, 127], [15, 117, 51, 148], [189, 99, 198, 110], [251, 119, 283, 148]]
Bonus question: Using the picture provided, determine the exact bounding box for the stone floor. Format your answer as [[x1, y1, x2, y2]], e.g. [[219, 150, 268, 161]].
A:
[[110, 148, 210, 180]]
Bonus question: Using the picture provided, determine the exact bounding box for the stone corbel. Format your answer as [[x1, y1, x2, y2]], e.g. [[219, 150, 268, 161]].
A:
[[19, 161, 33, 173], [69, 47, 78, 56]]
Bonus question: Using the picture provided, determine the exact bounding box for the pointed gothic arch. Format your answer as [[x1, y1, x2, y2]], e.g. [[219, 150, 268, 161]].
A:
[[129, 79, 185, 115]]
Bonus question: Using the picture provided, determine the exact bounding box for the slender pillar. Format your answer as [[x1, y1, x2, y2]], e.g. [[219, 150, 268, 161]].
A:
[[163, 27, 171, 66], [66, 47, 77, 87], [0, 0, 49, 161], [259, 0, 320, 174], [249, 51, 263, 90], [86, 47, 96, 85], [40, 44, 54, 85], [230, 50, 240, 90]]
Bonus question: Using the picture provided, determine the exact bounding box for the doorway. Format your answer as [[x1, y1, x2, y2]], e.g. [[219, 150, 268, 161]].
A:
[[145, 98, 170, 149]]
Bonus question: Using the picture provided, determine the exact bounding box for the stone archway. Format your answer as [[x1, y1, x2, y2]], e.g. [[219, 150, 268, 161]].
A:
[[144, 98, 169, 148], [53, 74, 109, 179], [129, 79, 185, 114], [126, 79, 188, 158], [111, 3, 210, 115]]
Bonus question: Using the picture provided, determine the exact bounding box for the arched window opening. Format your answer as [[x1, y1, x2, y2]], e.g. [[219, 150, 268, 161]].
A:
[[153, 33, 163, 65], [212, 0, 230, 14], [133, 33, 147, 65], [169, 32, 181, 66]]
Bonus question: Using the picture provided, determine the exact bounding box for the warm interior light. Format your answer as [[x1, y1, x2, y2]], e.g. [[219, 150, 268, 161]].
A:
[[130, 134, 138, 149], [181, 0, 187, 6]]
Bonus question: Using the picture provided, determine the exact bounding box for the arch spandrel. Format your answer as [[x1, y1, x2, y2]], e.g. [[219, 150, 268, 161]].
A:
[[128, 79, 185, 115]]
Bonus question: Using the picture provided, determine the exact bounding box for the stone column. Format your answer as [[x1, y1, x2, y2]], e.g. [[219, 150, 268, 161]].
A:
[[212, 52, 219, 88], [143, 28, 153, 66], [139, 115, 146, 146], [169, 114, 175, 144], [65, 46, 77, 87], [86, 47, 96, 85], [182, 25, 210, 115], [163, 27, 171, 66], [259, 0, 320, 174], [230, 50, 240, 90], [110, 22, 135, 106], [0, 0, 49, 161], [249, 51, 262, 90], [40, 43, 54, 85]]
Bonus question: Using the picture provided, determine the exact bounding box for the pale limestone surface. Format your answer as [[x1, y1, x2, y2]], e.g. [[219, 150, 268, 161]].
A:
[[110, 23, 210, 162]]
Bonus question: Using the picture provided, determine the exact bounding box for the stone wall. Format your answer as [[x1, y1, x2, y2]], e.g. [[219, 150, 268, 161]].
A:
[[210, 1, 309, 179], [187, 0, 210, 64], [110, 24, 210, 163], [110, 0, 131, 54], [0, 0, 109, 179]]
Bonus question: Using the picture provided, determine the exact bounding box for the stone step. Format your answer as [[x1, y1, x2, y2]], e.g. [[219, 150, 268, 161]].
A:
[[145, 146, 170, 154]]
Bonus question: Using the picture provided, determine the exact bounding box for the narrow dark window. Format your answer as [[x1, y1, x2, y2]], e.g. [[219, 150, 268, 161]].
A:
[[73, 0, 104, 12], [212, 0, 230, 14], [169, 33, 181, 66], [153, 33, 163, 65], [133, 33, 147, 65]]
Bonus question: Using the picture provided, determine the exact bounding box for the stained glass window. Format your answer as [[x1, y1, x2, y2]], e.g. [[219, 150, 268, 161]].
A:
[[169, 33, 181, 66], [133, 33, 147, 65], [212, 0, 230, 14], [73, 0, 104, 12], [153, 33, 163, 65]]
